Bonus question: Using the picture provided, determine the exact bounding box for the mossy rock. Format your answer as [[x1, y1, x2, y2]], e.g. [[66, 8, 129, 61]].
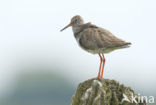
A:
[[71, 78, 146, 105]]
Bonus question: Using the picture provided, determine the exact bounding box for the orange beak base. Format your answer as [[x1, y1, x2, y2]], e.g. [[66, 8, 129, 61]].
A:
[[60, 23, 72, 32]]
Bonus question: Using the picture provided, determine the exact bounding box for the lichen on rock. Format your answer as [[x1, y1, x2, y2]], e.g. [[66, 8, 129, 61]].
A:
[[71, 78, 146, 105]]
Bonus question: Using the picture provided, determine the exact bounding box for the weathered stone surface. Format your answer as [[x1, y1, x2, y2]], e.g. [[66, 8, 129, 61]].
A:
[[71, 78, 146, 105]]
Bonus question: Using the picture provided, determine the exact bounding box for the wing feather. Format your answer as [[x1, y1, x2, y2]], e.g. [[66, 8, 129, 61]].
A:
[[79, 24, 131, 51]]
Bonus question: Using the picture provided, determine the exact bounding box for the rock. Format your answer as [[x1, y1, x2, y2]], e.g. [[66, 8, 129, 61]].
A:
[[71, 78, 146, 105]]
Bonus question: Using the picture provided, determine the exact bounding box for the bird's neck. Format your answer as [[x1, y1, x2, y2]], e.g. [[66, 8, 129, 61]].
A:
[[72, 25, 82, 34], [72, 25, 83, 41]]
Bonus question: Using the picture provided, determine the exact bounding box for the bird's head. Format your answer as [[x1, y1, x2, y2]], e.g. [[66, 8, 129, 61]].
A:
[[60, 15, 84, 31]]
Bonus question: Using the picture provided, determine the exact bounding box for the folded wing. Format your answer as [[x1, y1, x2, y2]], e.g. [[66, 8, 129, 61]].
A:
[[79, 23, 131, 51]]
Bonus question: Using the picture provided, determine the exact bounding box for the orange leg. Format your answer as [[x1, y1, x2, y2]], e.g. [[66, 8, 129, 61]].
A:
[[100, 54, 105, 78], [98, 53, 102, 78]]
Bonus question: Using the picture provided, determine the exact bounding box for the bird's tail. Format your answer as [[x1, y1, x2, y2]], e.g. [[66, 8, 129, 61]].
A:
[[121, 42, 132, 48]]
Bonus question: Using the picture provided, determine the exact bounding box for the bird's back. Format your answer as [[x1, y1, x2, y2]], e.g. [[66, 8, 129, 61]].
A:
[[77, 23, 131, 54]]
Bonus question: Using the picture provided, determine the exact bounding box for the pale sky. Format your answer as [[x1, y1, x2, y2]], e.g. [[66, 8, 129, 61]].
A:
[[0, 0, 156, 98]]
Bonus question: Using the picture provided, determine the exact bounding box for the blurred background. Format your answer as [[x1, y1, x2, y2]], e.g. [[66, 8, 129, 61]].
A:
[[0, 0, 156, 105]]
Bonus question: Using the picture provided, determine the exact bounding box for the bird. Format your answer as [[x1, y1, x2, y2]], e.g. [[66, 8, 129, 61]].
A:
[[60, 15, 131, 78]]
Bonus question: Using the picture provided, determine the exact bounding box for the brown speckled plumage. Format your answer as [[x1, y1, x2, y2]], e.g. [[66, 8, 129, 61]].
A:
[[78, 23, 131, 53]]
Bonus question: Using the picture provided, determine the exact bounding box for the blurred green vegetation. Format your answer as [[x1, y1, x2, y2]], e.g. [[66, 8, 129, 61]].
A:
[[0, 70, 75, 105]]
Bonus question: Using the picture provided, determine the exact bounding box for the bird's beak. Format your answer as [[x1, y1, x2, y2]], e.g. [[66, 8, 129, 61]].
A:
[[60, 23, 72, 32]]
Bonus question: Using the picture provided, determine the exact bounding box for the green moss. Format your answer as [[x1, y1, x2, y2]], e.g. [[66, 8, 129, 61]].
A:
[[71, 78, 146, 105]]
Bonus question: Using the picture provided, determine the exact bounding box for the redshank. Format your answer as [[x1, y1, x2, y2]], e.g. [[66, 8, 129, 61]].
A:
[[60, 15, 131, 78]]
